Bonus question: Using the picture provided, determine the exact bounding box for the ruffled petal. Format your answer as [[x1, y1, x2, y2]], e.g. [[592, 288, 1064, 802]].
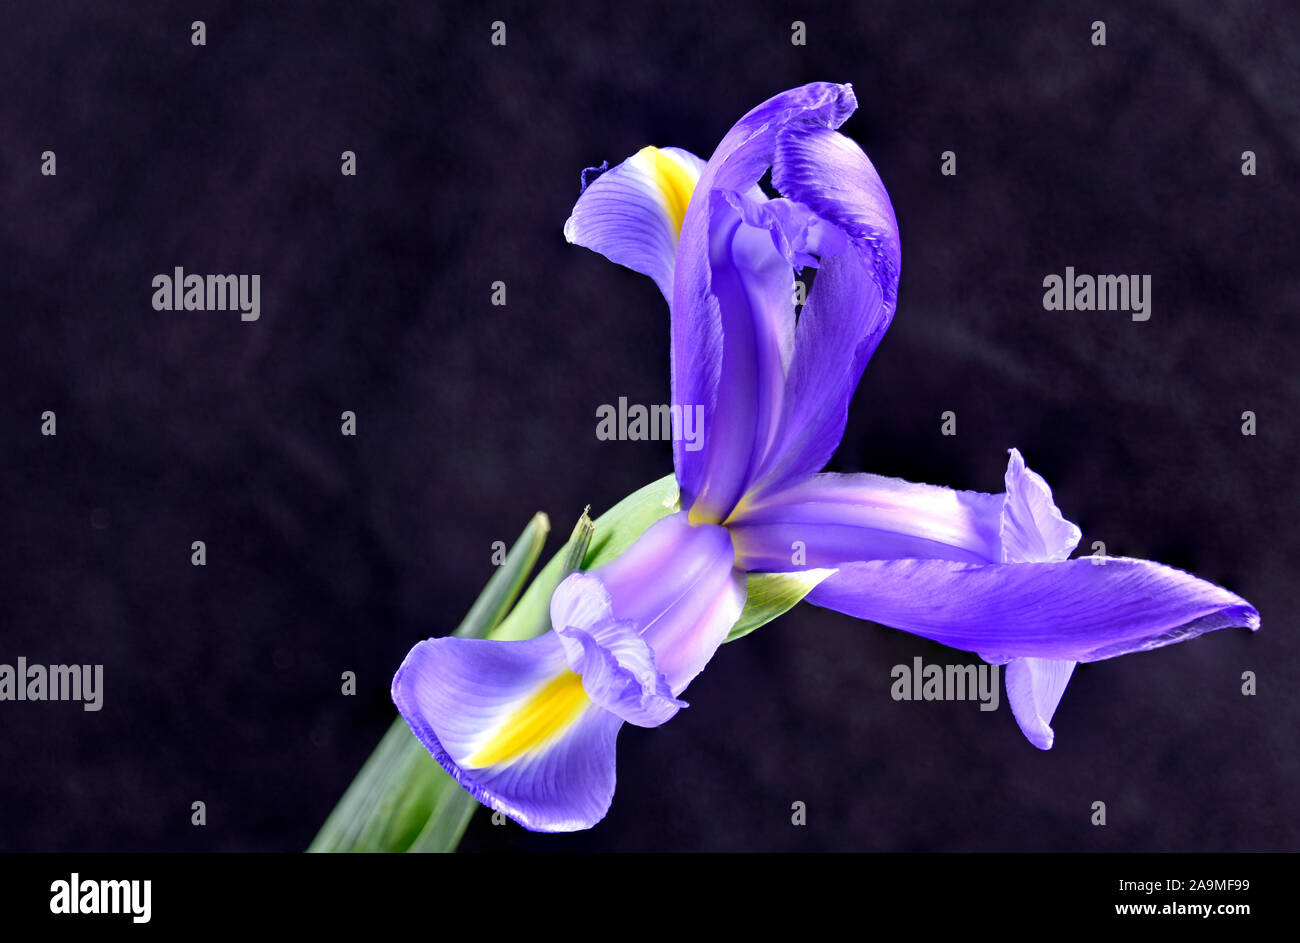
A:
[[391, 633, 622, 832], [551, 573, 687, 728], [1003, 656, 1076, 750], [723, 191, 850, 270], [806, 556, 1259, 663], [564, 146, 706, 301], [588, 511, 747, 693]]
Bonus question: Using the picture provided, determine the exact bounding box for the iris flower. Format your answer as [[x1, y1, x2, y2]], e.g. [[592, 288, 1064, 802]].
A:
[[392, 83, 1259, 832]]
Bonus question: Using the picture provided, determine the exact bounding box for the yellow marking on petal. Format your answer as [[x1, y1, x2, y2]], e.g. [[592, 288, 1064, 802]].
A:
[[638, 146, 697, 239], [721, 491, 758, 528], [687, 502, 723, 526], [465, 670, 591, 768]]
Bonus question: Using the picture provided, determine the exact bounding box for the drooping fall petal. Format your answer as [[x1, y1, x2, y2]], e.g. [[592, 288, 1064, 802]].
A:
[[391, 632, 621, 832], [805, 555, 1258, 664], [392, 511, 745, 831]]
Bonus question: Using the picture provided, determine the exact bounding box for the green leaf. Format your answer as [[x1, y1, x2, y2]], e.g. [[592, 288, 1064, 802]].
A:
[[725, 568, 838, 643], [452, 512, 551, 640]]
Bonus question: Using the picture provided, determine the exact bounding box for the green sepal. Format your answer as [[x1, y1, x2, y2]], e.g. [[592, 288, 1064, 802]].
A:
[[725, 568, 838, 643]]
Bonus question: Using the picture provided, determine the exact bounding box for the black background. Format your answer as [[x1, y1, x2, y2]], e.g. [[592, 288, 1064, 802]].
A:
[[0, 0, 1295, 852]]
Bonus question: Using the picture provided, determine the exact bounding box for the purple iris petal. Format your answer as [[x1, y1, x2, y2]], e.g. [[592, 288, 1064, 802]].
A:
[[672, 82, 865, 519], [684, 195, 796, 522], [992, 451, 1082, 747], [746, 124, 901, 496], [1003, 657, 1076, 750], [587, 511, 747, 693], [728, 470, 1003, 570], [551, 573, 687, 727], [723, 191, 852, 270], [806, 555, 1259, 663], [1000, 449, 1081, 564], [564, 83, 900, 523], [736, 448, 1252, 747], [564, 145, 706, 301], [731, 449, 1077, 572], [394, 82, 1264, 831], [391, 633, 623, 832]]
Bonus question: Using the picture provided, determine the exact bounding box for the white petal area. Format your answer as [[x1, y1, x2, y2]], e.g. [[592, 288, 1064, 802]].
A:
[[1000, 449, 1082, 564], [1003, 656, 1077, 750]]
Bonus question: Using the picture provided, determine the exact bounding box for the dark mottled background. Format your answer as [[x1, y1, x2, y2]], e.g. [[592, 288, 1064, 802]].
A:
[[0, 0, 1296, 852]]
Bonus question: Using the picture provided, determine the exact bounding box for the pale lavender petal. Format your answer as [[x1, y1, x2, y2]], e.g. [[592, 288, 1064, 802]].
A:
[[1001, 449, 1081, 563], [590, 511, 747, 693], [564, 146, 705, 301], [1003, 657, 1076, 750], [727, 470, 1003, 571], [551, 573, 687, 728], [391, 633, 622, 832], [807, 556, 1259, 662]]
